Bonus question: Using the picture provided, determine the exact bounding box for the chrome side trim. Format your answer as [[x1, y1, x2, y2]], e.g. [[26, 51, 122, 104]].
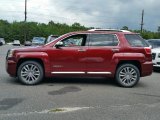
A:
[[51, 72, 112, 74], [87, 72, 112, 74], [51, 72, 85, 74]]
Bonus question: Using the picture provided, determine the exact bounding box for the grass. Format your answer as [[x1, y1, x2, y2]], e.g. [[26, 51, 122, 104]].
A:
[[49, 108, 65, 113]]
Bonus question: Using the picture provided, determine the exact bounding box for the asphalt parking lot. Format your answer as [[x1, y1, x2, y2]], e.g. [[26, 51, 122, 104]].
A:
[[0, 45, 160, 120]]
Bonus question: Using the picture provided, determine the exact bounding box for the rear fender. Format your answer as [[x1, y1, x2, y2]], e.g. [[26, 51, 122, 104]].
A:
[[110, 53, 145, 76]]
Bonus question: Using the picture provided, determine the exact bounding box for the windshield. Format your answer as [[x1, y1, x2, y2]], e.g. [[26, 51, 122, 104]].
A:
[[45, 34, 68, 46], [14, 40, 19, 43], [32, 37, 45, 44], [46, 36, 58, 43], [147, 39, 160, 48]]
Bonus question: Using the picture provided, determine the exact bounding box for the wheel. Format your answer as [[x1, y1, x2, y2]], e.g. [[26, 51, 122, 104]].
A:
[[153, 67, 160, 72], [17, 61, 44, 85], [115, 64, 140, 88]]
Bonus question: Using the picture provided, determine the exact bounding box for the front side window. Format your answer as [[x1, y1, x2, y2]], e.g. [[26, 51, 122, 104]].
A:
[[89, 34, 119, 46], [125, 34, 149, 47], [61, 34, 87, 47]]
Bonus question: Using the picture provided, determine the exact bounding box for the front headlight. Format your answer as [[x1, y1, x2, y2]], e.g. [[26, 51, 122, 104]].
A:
[[7, 49, 14, 58]]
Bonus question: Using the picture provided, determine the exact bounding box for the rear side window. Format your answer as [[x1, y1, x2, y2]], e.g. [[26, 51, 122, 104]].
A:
[[125, 34, 149, 47], [89, 34, 119, 46]]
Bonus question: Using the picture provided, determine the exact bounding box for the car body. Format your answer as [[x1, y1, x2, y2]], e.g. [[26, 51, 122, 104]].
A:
[[6, 29, 153, 87], [147, 39, 160, 49], [32, 37, 46, 46], [24, 41, 32, 46], [46, 35, 59, 44], [13, 40, 20, 46], [7, 42, 13, 45], [152, 48, 160, 69], [0, 38, 5, 46]]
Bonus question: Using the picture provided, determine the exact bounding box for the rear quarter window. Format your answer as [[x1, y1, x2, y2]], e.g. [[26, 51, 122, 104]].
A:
[[125, 34, 149, 47]]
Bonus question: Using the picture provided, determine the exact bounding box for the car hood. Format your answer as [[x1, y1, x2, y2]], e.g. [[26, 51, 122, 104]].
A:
[[152, 48, 160, 53], [12, 46, 45, 52]]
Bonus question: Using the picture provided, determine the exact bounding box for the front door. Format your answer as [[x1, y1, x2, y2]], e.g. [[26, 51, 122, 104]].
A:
[[50, 34, 88, 74]]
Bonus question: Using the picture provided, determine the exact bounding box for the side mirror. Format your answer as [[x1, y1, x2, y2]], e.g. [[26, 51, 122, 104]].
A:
[[149, 45, 152, 49], [55, 41, 63, 48]]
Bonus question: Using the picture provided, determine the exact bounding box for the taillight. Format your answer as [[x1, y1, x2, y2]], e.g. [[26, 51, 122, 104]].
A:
[[144, 47, 151, 54]]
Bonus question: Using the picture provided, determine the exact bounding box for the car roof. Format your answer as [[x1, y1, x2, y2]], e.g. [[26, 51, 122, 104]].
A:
[[147, 39, 160, 41], [69, 29, 135, 34], [67, 30, 135, 35]]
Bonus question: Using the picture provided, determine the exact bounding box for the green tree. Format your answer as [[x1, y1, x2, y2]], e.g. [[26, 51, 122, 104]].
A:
[[122, 26, 129, 30]]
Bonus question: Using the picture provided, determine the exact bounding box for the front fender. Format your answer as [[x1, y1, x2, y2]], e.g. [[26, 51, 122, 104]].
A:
[[15, 52, 51, 77]]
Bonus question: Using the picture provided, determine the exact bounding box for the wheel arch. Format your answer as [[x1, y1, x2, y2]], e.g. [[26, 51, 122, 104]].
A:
[[16, 58, 45, 76], [116, 60, 142, 76]]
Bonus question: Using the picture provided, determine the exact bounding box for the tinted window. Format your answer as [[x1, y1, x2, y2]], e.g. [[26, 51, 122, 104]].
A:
[[125, 34, 149, 47], [89, 34, 119, 46], [62, 34, 87, 47]]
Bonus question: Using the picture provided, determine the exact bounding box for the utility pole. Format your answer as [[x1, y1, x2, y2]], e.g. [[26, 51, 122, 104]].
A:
[[24, 0, 27, 42], [25, 0, 27, 22], [140, 9, 144, 33]]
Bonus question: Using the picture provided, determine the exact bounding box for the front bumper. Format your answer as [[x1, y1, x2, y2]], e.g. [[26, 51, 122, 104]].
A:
[[152, 52, 160, 68], [152, 60, 160, 68], [153, 64, 160, 68], [6, 59, 17, 77]]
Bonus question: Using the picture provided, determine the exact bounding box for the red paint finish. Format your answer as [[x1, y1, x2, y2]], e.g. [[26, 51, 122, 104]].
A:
[[49, 46, 88, 72], [86, 46, 120, 72], [6, 60, 17, 77], [6, 30, 153, 80]]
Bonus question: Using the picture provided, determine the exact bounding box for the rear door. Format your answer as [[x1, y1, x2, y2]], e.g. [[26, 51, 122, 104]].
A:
[[86, 34, 120, 75]]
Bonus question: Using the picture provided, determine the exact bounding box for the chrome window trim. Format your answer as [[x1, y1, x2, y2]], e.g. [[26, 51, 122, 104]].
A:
[[88, 33, 120, 47], [53, 33, 120, 47], [53, 33, 88, 47]]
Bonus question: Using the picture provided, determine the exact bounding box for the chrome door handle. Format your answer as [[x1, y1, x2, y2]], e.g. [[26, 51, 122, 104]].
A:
[[78, 49, 86, 52], [112, 48, 119, 52]]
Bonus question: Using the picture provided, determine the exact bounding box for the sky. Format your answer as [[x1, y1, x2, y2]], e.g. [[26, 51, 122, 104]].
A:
[[0, 0, 159, 31]]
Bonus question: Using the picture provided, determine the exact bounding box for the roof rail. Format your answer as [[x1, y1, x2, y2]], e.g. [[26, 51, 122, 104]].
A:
[[88, 29, 131, 32]]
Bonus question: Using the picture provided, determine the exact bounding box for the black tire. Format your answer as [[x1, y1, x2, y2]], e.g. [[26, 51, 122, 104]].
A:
[[115, 64, 140, 88], [153, 67, 160, 72], [17, 61, 44, 85]]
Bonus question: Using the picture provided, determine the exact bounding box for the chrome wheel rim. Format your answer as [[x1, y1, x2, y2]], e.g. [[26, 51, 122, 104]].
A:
[[20, 64, 40, 84], [119, 67, 137, 86]]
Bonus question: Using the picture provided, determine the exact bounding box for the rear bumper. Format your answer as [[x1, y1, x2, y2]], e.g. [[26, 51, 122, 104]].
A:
[[6, 59, 17, 77], [141, 61, 153, 77]]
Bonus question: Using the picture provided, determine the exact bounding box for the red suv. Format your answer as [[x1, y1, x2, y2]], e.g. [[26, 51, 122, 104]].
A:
[[6, 29, 153, 87]]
